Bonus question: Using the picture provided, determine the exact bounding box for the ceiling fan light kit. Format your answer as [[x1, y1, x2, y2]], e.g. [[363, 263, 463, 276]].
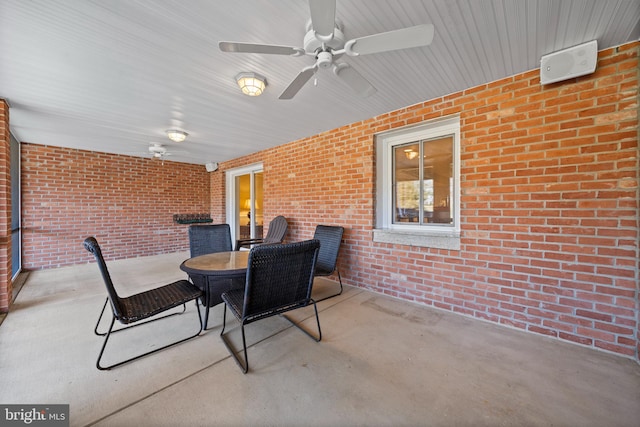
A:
[[219, 0, 434, 100], [165, 129, 188, 143], [235, 72, 267, 96]]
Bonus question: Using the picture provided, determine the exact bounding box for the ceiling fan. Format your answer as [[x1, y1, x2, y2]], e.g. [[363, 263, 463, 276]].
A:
[[148, 143, 172, 160], [219, 0, 434, 100], [148, 143, 191, 164], [123, 143, 191, 164]]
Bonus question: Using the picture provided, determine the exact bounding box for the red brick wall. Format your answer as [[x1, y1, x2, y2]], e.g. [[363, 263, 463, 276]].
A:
[[213, 42, 639, 360], [15, 42, 638, 359], [209, 162, 230, 223], [0, 100, 11, 312], [21, 144, 210, 268]]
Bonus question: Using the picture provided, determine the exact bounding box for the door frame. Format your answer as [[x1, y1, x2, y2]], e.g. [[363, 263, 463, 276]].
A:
[[10, 132, 21, 279], [225, 163, 263, 242]]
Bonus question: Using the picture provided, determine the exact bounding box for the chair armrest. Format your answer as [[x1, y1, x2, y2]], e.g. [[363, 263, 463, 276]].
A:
[[235, 238, 265, 251]]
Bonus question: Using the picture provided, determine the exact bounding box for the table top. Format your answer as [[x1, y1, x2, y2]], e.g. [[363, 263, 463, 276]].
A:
[[180, 251, 249, 276]]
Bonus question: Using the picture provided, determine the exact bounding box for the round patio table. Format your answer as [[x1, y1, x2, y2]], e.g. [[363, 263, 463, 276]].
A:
[[180, 251, 249, 329]]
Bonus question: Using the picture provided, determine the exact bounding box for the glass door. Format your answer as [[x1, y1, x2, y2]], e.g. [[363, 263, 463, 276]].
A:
[[226, 164, 263, 243]]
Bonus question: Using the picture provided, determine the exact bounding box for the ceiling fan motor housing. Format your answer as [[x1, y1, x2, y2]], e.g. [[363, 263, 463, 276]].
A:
[[149, 144, 167, 156], [303, 25, 345, 56]]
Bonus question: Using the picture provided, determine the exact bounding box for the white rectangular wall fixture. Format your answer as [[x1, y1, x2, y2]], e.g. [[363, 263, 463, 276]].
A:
[[540, 40, 598, 85]]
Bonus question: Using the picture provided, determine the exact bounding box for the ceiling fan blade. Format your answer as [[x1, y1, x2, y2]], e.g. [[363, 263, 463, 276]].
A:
[[345, 24, 434, 56], [333, 63, 376, 97], [219, 41, 302, 56], [309, 0, 336, 40], [279, 66, 316, 100]]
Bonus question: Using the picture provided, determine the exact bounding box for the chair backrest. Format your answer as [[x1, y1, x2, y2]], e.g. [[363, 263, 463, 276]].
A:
[[262, 215, 288, 245], [83, 237, 125, 319], [189, 224, 232, 257], [242, 239, 320, 320], [312, 225, 344, 275]]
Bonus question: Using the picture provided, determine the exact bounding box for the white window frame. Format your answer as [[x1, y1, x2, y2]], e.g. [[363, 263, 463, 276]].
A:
[[374, 116, 461, 250]]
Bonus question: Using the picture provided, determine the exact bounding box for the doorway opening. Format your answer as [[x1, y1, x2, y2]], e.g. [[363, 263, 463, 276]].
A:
[[226, 164, 263, 243]]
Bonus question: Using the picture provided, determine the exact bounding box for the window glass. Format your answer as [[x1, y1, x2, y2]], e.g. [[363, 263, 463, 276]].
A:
[[424, 136, 453, 225], [392, 136, 454, 226], [394, 143, 420, 223]]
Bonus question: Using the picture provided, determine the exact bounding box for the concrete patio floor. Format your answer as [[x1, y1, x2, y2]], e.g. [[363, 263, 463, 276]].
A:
[[0, 251, 638, 427]]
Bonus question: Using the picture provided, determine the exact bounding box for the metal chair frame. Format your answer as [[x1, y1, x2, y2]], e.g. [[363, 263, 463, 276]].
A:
[[84, 237, 203, 370], [220, 240, 321, 373]]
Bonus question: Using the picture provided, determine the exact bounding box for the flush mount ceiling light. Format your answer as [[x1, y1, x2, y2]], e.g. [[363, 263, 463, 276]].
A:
[[166, 129, 188, 143], [235, 72, 267, 96]]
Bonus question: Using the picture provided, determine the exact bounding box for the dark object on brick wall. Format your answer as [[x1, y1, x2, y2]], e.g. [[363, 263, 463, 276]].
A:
[[174, 213, 213, 224]]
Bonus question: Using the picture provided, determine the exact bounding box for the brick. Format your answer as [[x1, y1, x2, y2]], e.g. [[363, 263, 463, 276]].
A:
[[21, 144, 210, 268]]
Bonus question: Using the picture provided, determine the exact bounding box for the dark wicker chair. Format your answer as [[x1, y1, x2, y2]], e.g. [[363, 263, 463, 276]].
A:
[[313, 225, 345, 301], [220, 239, 321, 373], [83, 237, 202, 370], [189, 223, 233, 257], [188, 223, 235, 329], [235, 215, 288, 251]]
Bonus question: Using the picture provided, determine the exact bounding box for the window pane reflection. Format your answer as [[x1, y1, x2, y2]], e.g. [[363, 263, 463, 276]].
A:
[[394, 143, 419, 223], [423, 136, 453, 224]]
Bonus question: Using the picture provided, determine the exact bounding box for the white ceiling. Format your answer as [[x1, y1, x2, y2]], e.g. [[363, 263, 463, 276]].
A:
[[1, 0, 638, 164]]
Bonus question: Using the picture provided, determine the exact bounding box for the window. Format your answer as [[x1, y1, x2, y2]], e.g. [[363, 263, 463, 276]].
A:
[[374, 116, 460, 250]]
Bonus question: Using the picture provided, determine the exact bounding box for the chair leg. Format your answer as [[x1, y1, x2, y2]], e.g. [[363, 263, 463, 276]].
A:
[[96, 315, 117, 370], [188, 276, 211, 331], [282, 299, 322, 342], [96, 299, 203, 370], [220, 305, 249, 373], [94, 298, 110, 337], [203, 284, 211, 331], [316, 268, 343, 302]]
